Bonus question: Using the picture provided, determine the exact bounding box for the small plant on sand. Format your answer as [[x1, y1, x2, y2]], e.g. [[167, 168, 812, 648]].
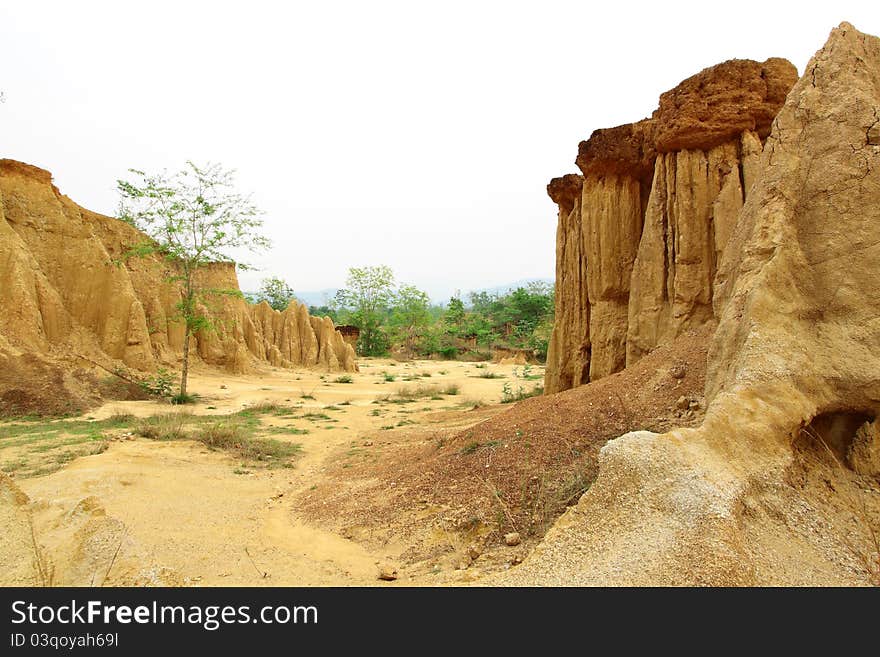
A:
[[334, 375, 354, 384], [475, 371, 504, 379], [107, 412, 136, 425], [394, 383, 451, 401], [135, 412, 194, 441], [136, 367, 175, 399], [236, 402, 296, 416]]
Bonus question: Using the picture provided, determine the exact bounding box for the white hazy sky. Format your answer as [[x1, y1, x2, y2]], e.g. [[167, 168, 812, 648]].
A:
[[1, 2, 878, 300]]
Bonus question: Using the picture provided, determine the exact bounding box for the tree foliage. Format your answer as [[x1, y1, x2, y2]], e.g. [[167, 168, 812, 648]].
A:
[[251, 276, 296, 312], [334, 265, 397, 356], [331, 265, 554, 361], [117, 161, 269, 396]]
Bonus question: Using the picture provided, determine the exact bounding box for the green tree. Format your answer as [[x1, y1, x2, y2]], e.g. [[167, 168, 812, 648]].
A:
[[444, 295, 465, 333], [308, 304, 339, 323], [334, 265, 396, 356], [499, 285, 553, 341], [253, 276, 296, 311], [117, 161, 268, 399], [389, 284, 431, 353]]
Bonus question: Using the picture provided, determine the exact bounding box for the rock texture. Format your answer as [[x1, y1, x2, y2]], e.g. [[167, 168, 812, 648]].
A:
[[653, 58, 798, 152], [545, 57, 798, 393], [500, 23, 880, 585], [544, 175, 589, 390], [0, 160, 356, 414]]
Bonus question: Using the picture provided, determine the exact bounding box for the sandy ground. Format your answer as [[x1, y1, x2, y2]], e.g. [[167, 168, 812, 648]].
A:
[[8, 358, 542, 586]]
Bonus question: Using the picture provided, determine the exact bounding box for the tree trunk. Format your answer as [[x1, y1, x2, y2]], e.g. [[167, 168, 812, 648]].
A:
[[180, 326, 190, 397]]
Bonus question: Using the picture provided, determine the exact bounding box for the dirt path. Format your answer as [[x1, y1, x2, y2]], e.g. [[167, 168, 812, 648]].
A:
[[9, 358, 541, 585]]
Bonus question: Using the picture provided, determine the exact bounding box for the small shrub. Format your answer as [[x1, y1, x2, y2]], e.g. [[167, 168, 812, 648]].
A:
[[334, 375, 354, 384], [475, 371, 503, 379], [394, 384, 445, 401], [107, 412, 135, 426], [136, 367, 176, 399], [170, 392, 198, 405], [135, 412, 193, 440], [200, 421, 247, 450], [238, 402, 297, 416]]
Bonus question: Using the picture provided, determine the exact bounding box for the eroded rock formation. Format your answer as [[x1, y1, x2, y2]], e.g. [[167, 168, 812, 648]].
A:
[[502, 22, 880, 585], [0, 160, 356, 414], [545, 57, 798, 393]]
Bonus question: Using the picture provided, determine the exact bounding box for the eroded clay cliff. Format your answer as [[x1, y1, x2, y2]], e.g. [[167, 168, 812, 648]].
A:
[[0, 161, 356, 414], [501, 22, 880, 585], [545, 57, 798, 393]]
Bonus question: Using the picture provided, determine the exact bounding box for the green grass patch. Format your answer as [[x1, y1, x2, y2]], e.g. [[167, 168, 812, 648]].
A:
[[266, 426, 310, 436], [300, 412, 332, 421]]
